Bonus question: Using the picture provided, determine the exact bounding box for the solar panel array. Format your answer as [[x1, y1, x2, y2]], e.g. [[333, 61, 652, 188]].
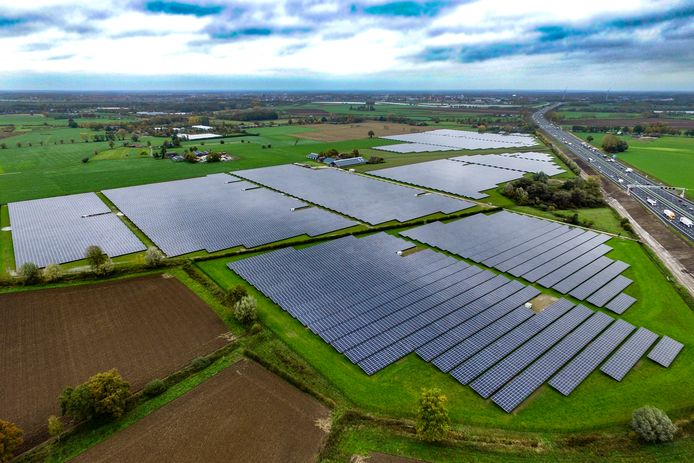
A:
[[103, 174, 357, 256], [227, 232, 680, 413], [232, 164, 473, 225], [450, 153, 565, 176], [373, 129, 537, 153], [601, 328, 658, 381], [402, 211, 635, 312], [8, 193, 146, 267], [369, 160, 524, 199], [647, 336, 684, 367]]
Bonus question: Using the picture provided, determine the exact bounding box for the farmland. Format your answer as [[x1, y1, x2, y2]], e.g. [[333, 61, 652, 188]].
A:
[[71, 361, 330, 463], [0, 274, 230, 447]]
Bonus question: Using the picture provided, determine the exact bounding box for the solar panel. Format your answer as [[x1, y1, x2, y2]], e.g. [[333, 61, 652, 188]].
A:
[[647, 336, 684, 367], [8, 193, 146, 267], [549, 319, 635, 396], [370, 160, 523, 199], [375, 130, 537, 152], [569, 261, 631, 300], [233, 165, 473, 224], [103, 174, 357, 256], [586, 276, 633, 307], [491, 311, 613, 412], [469, 304, 592, 399], [601, 328, 658, 381], [604, 292, 637, 314], [450, 153, 565, 176], [551, 256, 614, 294]]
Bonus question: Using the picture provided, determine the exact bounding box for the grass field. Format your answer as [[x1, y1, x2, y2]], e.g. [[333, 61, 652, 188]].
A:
[[195, 232, 694, 434], [574, 132, 694, 193]]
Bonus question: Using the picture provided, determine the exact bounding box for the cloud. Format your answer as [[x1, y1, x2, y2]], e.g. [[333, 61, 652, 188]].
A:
[[0, 0, 692, 90]]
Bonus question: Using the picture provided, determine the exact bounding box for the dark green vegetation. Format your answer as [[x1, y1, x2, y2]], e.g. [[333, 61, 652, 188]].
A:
[[502, 173, 604, 211]]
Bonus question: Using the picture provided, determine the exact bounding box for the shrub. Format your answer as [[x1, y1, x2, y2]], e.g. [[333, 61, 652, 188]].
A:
[[225, 284, 248, 307], [207, 152, 222, 162], [250, 322, 263, 334], [18, 262, 41, 285], [144, 247, 164, 267], [42, 263, 63, 282], [631, 406, 677, 443], [85, 245, 107, 269], [416, 388, 450, 442], [367, 156, 384, 164], [0, 420, 23, 462], [190, 356, 212, 371], [602, 133, 629, 153], [60, 369, 131, 421], [233, 295, 258, 325], [142, 379, 167, 397], [47, 415, 63, 437]]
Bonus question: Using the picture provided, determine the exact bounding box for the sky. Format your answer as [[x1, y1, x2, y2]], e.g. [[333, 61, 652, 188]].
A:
[[0, 0, 693, 91]]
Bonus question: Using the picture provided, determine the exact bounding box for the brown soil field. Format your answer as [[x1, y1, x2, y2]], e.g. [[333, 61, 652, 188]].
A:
[[568, 118, 694, 129], [72, 360, 330, 463], [0, 275, 230, 447], [292, 122, 431, 142]]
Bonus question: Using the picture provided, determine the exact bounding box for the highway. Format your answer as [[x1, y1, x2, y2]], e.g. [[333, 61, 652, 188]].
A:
[[533, 106, 694, 242]]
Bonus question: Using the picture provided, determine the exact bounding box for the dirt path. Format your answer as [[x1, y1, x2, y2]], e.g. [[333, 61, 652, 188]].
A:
[[71, 360, 330, 463]]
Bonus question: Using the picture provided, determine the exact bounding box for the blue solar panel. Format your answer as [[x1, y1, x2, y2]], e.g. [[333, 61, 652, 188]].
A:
[[647, 336, 683, 367], [601, 328, 658, 381]]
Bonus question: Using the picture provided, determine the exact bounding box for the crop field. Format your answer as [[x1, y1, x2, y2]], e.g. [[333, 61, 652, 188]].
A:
[[0, 274, 230, 446], [71, 360, 330, 463], [290, 121, 431, 142], [575, 132, 694, 192], [196, 234, 693, 433]]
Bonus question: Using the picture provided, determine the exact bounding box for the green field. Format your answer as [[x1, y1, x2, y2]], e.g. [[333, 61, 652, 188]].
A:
[[575, 132, 694, 193], [195, 232, 694, 434]]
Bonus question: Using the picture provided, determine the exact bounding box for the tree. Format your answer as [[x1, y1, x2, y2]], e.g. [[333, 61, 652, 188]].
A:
[[368, 130, 375, 138], [0, 143, 6, 149], [108, 140, 115, 149], [42, 263, 63, 282], [85, 245, 113, 275], [602, 134, 628, 153], [416, 388, 450, 442], [144, 247, 164, 267], [586, 135, 594, 143], [233, 295, 258, 325], [631, 406, 677, 443], [0, 420, 23, 462], [60, 369, 131, 421], [47, 415, 63, 437], [18, 262, 41, 285], [116, 128, 128, 140], [67, 118, 78, 128], [225, 285, 248, 307]]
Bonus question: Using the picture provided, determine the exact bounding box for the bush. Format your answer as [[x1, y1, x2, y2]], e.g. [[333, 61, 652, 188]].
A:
[[60, 369, 131, 421], [631, 406, 677, 443], [144, 247, 164, 267], [81, 157, 89, 163], [368, 156, 384, 164], [42, 263, 63, 282], [47, 415, 63, 437], [602, 133, 629, 153], [207, 152, 222, 162], [249, 322, 263, 334], [18, 262, 41, 285], [0, 420, 23, 462], [416, 388, 450, 442], [225, 284, 248, 307], [142, 379, 167, 397], [233, 295, 258, 325], [190, 356, 212, 371]]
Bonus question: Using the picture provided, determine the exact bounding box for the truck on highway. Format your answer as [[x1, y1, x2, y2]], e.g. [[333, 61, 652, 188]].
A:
[[680, 216, 693, 228], [663, 209, 676, 220], [647, 198, 657, 206], [625, 168, 633, 173]]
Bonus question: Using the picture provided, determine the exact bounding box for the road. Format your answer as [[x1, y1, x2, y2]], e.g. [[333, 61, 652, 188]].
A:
[[533, 106, 694, 242]]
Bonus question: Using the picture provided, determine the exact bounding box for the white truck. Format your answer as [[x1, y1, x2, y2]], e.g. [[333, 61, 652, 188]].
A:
[[625, 168, 633, 173], [646, 198, 657, 206], [680, 216, 693, 228], [663, 209, 676, 220]]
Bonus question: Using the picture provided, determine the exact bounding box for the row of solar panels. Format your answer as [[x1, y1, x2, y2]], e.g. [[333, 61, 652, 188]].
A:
[[374, 129, 537, 153], [227, 233, 682, 413], [403, 211, 636, 313]]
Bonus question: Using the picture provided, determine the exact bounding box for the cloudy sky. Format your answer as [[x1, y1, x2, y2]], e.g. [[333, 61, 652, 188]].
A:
[[1, 0, 693, 91]]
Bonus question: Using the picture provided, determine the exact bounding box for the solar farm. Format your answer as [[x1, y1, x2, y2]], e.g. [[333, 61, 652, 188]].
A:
[[103, 173, 356, 256], [370, 152, 564, 199], [8, 193, 145, 267], [403, 211, 636, 313], [228, 232, 682, 412], [374, 129, 538, 153], [233, 164, 474, 224]]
